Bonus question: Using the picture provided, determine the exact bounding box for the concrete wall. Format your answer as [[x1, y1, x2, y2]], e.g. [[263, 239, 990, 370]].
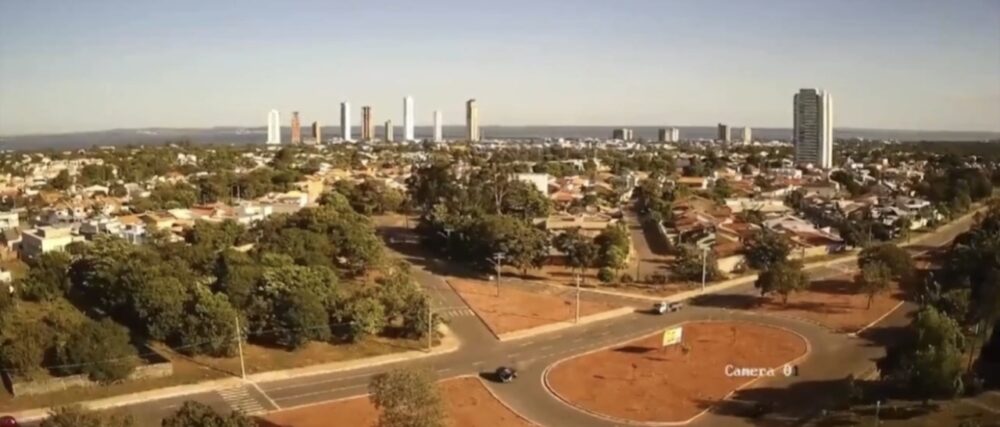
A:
[[4, 359, 173, 397]]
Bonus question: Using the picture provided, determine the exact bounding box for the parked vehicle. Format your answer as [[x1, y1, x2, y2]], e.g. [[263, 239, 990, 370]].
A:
[[0, 416, 19, 427]]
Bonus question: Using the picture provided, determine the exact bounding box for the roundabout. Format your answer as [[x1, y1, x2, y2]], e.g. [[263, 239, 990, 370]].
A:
[[542, 320, 810, 425]]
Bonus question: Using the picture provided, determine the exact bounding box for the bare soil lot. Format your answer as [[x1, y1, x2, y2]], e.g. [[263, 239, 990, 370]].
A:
[[260, 377, 534, 427], [448, 278, 621, 336], [696, 277, 905, 333], [546, 321, 808, 423]]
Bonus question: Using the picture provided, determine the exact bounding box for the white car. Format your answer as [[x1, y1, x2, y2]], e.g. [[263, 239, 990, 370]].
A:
[[653, 301, 683, 314]]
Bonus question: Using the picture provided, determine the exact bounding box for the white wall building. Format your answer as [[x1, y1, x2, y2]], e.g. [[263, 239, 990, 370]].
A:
[[433, 110, 443, 143], [0, 211, 19, 231], [793, 89, 834, 169], [266, 109, 281, 145], [340, 101, 351, 141], [403, 96, 414, 141], [514, 173, 550, 196], [20, 226, 80, 259], [742, 126, 752, 144]]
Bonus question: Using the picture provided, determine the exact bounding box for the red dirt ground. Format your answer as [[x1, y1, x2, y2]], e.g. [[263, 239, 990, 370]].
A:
[[546, 321, 808, 423], [448, 278, 621, 336], [698, 277, 905, 333], [260, 377, 535, 427]]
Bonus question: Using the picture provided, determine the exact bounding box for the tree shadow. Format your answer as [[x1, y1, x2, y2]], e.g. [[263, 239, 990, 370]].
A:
[[614, 345, 655, 354], [810, 279, 861, 296], [690, 293, 761, 310]]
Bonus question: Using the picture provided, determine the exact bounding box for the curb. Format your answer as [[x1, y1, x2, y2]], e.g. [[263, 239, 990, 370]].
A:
[[497, 306, 636, 342], [540, 319, 812, 426], [6, 324, 460, 423]]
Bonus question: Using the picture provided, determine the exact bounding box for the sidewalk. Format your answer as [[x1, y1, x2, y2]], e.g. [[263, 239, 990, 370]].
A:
[[7, 324, 460, 423]]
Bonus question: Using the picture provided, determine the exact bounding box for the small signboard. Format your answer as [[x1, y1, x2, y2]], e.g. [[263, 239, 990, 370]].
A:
[[661, 326, 683, 347]]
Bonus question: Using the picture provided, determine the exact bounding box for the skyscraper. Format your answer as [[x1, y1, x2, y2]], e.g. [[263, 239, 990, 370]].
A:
[[657, 127, 679, 143], [291, 111, 302, 145], [466, 99, 479, 142], [403, 96, 414, 141], [384, 120, 394, 142], [742, 126, 752, 144], [362, 106, 373, 141], [340, 102, 351, 141], [612, 128, 634, 141], [311, 121, 321, 145], [793, 89, 834, 169], [433, 110, 443, 143], [266, 109, 281, 145], [717, 123, 730, 143]]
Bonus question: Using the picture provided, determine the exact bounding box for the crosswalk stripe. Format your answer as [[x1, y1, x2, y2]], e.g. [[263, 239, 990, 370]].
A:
[[218, 384, 266, 415]]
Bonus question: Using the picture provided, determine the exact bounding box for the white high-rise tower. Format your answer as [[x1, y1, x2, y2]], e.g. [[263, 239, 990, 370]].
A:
[[340, 102, 351, 141], [466, 99, 479, 142], [266, 109, 281, 145], [433, 110, 443, 143], [403, 96, 414, 141], [793, 89, 834, 169]]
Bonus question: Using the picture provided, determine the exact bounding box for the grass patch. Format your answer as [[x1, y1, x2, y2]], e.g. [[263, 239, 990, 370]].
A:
[[0, 259, 29, 279]]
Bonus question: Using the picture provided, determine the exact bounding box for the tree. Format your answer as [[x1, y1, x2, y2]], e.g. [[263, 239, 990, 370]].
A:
[[754, 260, 809, 304], [857, 260, 892, 309], [858, 243, 914, 280], [176, 286, 239, 357], [342, 294, 388, 341], [41, 406, 134, 427], [672, 244, 721, 283], [161, 401, 255, 427], [369, 367, 444, 427], [879, 306, 965, 397], [743, 229, 792, 271], [19, 251, 73, 301], [53, 318, 138, 383], [554, 230, 598, 281], [248, 261, 338, 349], [49, 170, 72, 190]]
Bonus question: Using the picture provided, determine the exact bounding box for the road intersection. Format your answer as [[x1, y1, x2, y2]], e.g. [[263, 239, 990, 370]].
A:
[[13, 211, 981, 426]]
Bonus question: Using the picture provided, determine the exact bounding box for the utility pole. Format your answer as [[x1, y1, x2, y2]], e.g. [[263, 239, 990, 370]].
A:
[[635, 259, 641, 283], [235, 315, 247, 380], [426, 294, 433, 352], [701, 247, 708, 292], [575, 272, 581, 323], [492, 252, 505, 297]]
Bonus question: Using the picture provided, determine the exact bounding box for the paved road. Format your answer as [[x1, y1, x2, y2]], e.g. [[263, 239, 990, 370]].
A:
[[12, 211, 981, 427]]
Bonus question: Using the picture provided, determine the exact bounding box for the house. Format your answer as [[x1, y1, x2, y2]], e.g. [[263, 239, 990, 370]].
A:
[[514, 173, 551, 196], [20, 226, 81, 259], [0, 211, 18, 231], [542, 213, 617, 238]]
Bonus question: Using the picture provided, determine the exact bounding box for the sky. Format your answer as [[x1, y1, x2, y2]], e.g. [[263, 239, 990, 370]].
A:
[[1, 0, 998, 135]]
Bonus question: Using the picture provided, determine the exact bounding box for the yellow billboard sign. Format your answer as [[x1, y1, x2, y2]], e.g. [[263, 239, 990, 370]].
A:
[[661, 326, 683, 347]]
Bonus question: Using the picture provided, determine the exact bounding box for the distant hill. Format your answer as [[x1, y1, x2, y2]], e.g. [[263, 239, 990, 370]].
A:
[[0, 126, 997, 151]]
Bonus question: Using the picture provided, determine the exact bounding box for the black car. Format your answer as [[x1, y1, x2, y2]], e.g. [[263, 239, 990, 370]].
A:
[[495, 366, 517, 383]]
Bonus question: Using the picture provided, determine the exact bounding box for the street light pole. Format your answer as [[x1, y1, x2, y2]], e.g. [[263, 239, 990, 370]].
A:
[[426, 294, 433, 352], [701, 247, 708, 292], [575, 273, 581, 323], [492, 252, 505, 297], [235, 315, 247, 380]]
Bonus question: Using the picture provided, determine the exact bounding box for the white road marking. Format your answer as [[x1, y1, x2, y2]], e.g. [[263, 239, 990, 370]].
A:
[[272, 384, 368, 402], [264, 372, 375, 392]]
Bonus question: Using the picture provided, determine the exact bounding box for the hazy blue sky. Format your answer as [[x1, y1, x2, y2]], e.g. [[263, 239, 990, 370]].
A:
[[1, 0, 998, 135]]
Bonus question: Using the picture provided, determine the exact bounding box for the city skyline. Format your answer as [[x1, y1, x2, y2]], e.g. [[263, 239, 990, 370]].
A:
[[1, 1, 998, 135]]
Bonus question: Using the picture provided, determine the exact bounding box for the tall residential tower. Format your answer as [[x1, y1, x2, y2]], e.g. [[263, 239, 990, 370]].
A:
[[466, 99, 479, 142], [384, 120, 394, 142], [340, 102, 351, 141], [433, 110, 443, 143], [291, 111, 302, 145], [793, 89, 834, 169], [403, 96, 414, 141], [266, 110, 281, 145], [716, 123, 730, 143], [362, 106, 373, 141]]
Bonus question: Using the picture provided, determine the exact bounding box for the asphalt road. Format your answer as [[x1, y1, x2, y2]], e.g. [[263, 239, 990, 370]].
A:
[[12, 211, 981, 427]]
